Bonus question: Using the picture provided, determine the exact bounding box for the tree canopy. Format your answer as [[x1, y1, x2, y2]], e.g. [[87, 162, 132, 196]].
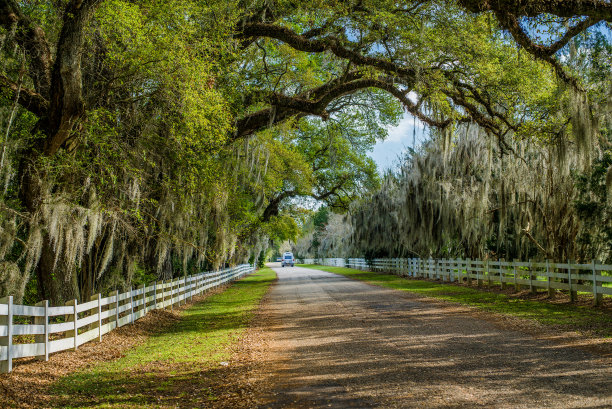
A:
[[0, 0, 609, 303]]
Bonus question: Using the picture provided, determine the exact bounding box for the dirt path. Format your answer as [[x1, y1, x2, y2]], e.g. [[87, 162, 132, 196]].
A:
[[254, 265, 612, 408]]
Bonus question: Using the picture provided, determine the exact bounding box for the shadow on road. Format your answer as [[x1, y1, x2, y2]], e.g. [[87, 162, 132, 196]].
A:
[[261, 266, 612, 408]]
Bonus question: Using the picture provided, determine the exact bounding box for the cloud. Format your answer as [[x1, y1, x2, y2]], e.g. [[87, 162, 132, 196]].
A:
[[369, 140, 406, 172], [372, 105, 430, 171], [386, 112, 425, 142]]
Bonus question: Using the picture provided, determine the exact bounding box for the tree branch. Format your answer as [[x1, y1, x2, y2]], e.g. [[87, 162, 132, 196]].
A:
[[493, 10, 583, 88], [547, 16, 601, 55], [43, 0, 104, 155], [236, 22, 418, 80], [234, 73, 452, 140], [0, 0, 52, 98], [458, 0, 612, 21], [0, 73, 48, 116], [261, 189, 298, 222]]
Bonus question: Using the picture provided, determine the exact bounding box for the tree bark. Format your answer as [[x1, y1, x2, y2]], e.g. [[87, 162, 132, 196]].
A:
[[1, 0, 103, 303]]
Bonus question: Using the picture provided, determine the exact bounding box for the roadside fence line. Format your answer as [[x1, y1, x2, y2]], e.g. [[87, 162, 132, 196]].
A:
[[0, 264, 254, 373], [300, 257, 611, 305]]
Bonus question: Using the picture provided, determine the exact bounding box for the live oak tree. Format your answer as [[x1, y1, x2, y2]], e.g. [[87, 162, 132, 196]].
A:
[[0, 0, 609, 302], [0, 0, 237, 303], [283, 1, 612, 262]]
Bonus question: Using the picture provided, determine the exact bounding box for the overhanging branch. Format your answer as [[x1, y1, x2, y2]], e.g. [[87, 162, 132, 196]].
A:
[[236, 22, 419, 80], [0, 73, 48, 116]]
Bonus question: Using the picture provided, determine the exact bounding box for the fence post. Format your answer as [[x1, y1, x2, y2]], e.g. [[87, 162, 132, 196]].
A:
[[477, 260, 483, 287], [592, 260, 602, 306], [111, 290, 119, 329], [486, 259, 491, 287], [190, 275, 194, 301], [184, 275, 188, 305], [88, 293, 101, 342], [153, 281, 158, 310], [0, 297, 12, 374], [97, 293, 102, 341], [129, 286, 134, 323], [142, 284, 147, 315], [66, 299, 78, 351], [443, 259, 448, 282], [169, 279, 174, 311], [455, 258, 461, 283], [35, 299, 49, 361], [0, 296, 13, 373], [454, 259, 459, 282], [136, 284, 144, 319], [568, 260, 576, 302], [499, 259, 505, 289], [546, 260, 554, 298], [466, 258, 472, 285], [513, 259, 519, 291], [529, 259, 536, 294], [161, 280, 166, 309]]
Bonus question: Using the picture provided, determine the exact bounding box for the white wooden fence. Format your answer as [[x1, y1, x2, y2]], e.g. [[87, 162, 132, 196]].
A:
[[300, 257, 612, 305], [0, 264, 254, 373]]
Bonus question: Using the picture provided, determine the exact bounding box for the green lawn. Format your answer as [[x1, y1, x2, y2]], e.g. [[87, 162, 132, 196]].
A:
[[299, 265, 612, 338], [50, 268, 276, 408]]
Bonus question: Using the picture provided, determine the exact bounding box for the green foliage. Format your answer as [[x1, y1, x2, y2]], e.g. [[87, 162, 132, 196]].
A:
[[256, 250, 265, 268], [1, 0, 610, 303], [574, 152, 612, 262], [312, 207, 329, 230]]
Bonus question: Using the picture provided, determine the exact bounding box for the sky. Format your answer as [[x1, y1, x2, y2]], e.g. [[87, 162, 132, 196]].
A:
[[368, 112, 427, 172]]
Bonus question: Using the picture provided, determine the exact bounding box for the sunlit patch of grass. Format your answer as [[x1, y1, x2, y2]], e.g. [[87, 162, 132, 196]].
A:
[[50, 268, 276, 408], [299, 265, 612, 338]]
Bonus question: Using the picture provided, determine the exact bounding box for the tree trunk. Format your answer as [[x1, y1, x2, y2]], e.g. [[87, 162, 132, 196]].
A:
[[36, 238, 79, 305]]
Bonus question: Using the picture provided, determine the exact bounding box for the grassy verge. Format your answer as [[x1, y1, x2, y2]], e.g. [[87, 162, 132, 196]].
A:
[[50, 268, 276, 408], [299, 265, 612, 338]]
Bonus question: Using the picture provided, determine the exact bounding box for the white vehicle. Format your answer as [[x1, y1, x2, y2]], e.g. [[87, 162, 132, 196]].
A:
[[281, 252, 295, 267]]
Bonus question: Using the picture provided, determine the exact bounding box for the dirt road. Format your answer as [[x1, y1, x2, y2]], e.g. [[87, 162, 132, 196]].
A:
[[257, 264, 612, 408]]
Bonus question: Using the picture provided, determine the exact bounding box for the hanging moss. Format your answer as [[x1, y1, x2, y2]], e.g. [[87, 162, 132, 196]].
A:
[[304, 119, 608, 263]]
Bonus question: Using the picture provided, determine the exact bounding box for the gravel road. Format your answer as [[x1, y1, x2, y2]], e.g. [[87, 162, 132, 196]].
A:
[[258, 264, 612, 408]]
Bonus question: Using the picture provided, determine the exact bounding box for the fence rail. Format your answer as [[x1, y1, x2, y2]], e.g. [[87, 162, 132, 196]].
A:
[[0, 264, 254, 373], [300, 257, 612, 305]]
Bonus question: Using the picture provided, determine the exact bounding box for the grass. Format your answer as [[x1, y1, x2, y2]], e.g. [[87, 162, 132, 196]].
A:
[[50, 268, 276, 408], [298, 265, 612, 338]]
